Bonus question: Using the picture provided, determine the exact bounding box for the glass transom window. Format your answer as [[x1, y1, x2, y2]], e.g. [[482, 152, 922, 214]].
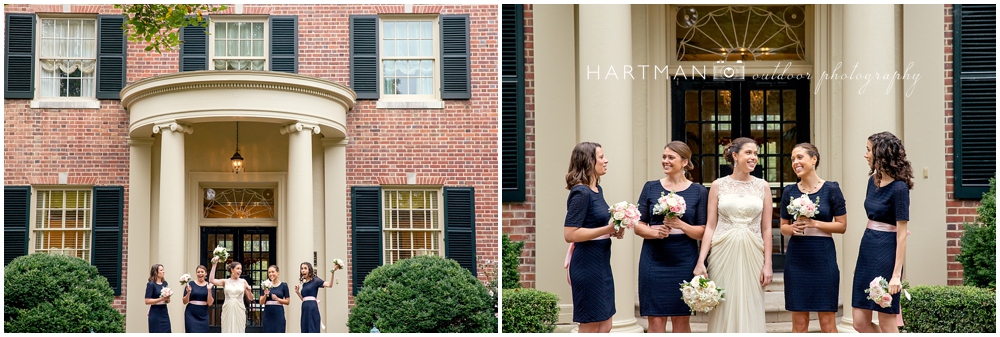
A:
[[676, 5, 806, 61], [38, 18, 97, 97], [212, 21, 266, 71], [203, 188, 275, 219], [382, 189, 441, 264], [34, 190, 92, 260], [381, 20, 435, 95]]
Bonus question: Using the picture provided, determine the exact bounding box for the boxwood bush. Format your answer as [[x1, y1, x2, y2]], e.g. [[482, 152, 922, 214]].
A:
[[346, 255, 496, 333], [502, 233, 524, 290], [4, 253, 124, 333], [502, 287, 559, 333], [955, 176, 996, 288], [900, 285, 995, 333]]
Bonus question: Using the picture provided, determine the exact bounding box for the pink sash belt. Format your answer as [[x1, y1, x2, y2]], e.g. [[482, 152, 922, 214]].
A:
[[265, 300, 281, 305], [866, 220, 910, 327], [302, 296, 325, 330], [188, 300, 208, 306], [800, 227, 832, 237], [564, 234, 612, 285], [649, 225, 686, 235], [302, 296, 317, 301]]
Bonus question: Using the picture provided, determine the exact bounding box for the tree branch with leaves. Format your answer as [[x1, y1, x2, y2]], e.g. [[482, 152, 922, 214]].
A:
[[115, 4, 227, 53]]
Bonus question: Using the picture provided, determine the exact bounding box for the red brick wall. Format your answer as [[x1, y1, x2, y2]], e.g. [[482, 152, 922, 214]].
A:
[[942, 4, 983, 286], [4, 2, 497, 312], [500, 5, 536, 289]]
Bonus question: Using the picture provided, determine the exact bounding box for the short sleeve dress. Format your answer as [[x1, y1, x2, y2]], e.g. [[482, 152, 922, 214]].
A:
[[851, 177, 910, 314], [636, 180, 708, 317], [145, 280, 171, 333], [263, 282, 290, 333], [564, 184, 615, 323], [780, 181, 847, 312], [183, 281, 210, 332], [300, 277, 325, 333]]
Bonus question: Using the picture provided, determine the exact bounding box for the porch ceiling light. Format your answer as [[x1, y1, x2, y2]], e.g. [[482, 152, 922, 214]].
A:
[[231, 121, 244, 174]]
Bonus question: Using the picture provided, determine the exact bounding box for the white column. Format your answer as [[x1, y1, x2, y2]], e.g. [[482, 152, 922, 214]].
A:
[[280, 122, 320, 332], [839, 4, 899, 332], [322, 138, 350, 332], [125, 137, 153, 333], [578, 4, 644, 333], [152, 122, 192, 333]]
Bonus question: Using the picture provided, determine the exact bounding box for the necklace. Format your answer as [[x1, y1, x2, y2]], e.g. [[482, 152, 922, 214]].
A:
[[798, 180, 824, 193]]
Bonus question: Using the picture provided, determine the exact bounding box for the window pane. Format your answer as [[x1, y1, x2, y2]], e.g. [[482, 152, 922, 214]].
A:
[[420, 40, 432, 57], [252, 40, 264, 57], [382, 60, 394, 77], [227, 22, 239, 39], [240, 40, 251, 57], [395, 22, 406, 40], [421, 78, 432, 95], [407, 78, 418, 95], [216, 22, 227, 39], [396, 40, 408, 57], [407, 60, 419, 76], [394, 60, 407, 77], [409, 40, 419, 57], [420, 60, 433, 77], [383, 22, 394, 39], [215, 60, 228, 70], [382, 39, 394, 57], [83, 20, 96, 38], [408, 21, 419, 39], [228, 41, 238, 57], [251, 60, 264, 71], [251, 23, 263, 39], [238, 22, 249, 39], [420, 21, 431, 39]]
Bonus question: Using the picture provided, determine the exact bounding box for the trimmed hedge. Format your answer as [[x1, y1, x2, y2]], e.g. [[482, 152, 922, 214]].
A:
[[4, 253, 125, 333], [900, 285, 995, 333], [502, 288, 559, 333], [502, 233, 524, 290], [956, 176, 996, 288]]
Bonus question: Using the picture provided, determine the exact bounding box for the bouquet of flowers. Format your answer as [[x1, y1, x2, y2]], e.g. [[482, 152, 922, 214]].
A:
[[178, 274, 192, 287], [212, 246, 230, 263], [865, 276, 912, 308], [160, 287, 173, 298], [330, 258, 345, 273], [261, 280, 274, 289], [680, 275, 725, 314], [787, 193, 821, 219], [652, 191, 686, 218], [608, 201, 641, 231]]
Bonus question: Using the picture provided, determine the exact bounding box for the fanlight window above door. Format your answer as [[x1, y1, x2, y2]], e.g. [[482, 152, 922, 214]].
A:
[[203, 188, 275, 219], [676, 5, 806, 61]]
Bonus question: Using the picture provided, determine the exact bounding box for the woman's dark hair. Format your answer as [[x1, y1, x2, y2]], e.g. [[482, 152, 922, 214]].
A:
[[793, 142, 821, 168], [268, 265, 279, 272], [195, 265, 208, 280], [299, 262, 316, 282], [723, 137, 757, 165], [664, 141, 695, 171], [226, 261, 242, 275], [565, 142, 602, 190], [868, 131, 914, 189], [148, 264, 164, 282]]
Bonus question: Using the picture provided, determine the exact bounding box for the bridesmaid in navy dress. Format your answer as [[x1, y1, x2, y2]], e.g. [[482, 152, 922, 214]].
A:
[[145, 264, 172, 333], [851, 131, 913, 333], [295, 262, 338, 333], [634, 141, 707, 333], [182, 265, 214, 332], [779, 143, 847, 333], [260, 265, 290, 332], [563, 142, 623, 333]]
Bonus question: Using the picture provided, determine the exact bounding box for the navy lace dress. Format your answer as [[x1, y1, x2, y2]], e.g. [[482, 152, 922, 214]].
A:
[[636, 181, 708, 317], [564, 184, 615, 323], [263, 282, 289, 332], [780, 182, 846, 312], [300, 277, 324, 333], [852, 177, 909, 314], [183, 281, 210, 332], [145, 280, 171, 333]]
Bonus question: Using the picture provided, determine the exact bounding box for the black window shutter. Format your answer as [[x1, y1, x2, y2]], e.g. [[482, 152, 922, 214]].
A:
[[350, 15, 379, 100], [92, 186, 124, 296], [4, 186, 31, 266], [351, 186, 382, 295], [953, 5, 997, 199], [501, 5, 526, 202], [269, 16, 298, 73], [179, 19, 209, 72], [5, 14, 35, 99], [440, 15, 471, 100], [96, 15, 127, 100], [444, 187, 477, 275]]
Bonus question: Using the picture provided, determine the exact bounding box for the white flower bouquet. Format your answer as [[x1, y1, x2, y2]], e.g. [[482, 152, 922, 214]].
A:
[[608, 201, 641, 231], [330, 258, 345, 273], [160, 287, 173, 298], [865, 276, 911, 308], [680, 275, 725, 314], [652, 191, 687, 218], [178, 274, 192, 287], [787, 193, 820, 219], [261, 280, 274, 289], [212, 246, 230, 263]]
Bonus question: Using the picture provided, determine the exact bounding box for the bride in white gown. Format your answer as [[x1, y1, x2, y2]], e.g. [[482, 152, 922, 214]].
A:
[[693, 138, 773, 333], [209, 259, 255, 333]]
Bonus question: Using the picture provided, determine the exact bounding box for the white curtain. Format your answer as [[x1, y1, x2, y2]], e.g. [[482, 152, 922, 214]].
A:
[[39, 19, 96, 98]]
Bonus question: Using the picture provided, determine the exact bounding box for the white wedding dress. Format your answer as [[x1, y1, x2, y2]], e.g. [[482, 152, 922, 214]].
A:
[[221, 278, 247, 333], [706, 175, 767, 333]]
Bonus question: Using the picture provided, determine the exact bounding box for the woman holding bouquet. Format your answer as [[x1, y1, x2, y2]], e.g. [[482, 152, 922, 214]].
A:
[[851, 131, 913, 333], [145, 264, 172, 333], [563, 142, 623, 333], [779, 143, 847, 333], [296, 262, 340, 333], [693, 137, 771, 333], [260, 265, 290, 332], [634, 141, 707, 333], [208, 259, 254, 333], [182, 265, 214, 332]]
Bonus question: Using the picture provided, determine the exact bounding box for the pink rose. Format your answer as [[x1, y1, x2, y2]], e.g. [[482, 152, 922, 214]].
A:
[[870, 280, 879, 288], [881, 294, 891, 302], [671, 205, 681, 213]]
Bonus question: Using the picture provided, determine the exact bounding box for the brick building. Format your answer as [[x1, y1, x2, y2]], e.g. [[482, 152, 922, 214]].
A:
[[502, 4, 994, 332], [4, 3, 497, 333]]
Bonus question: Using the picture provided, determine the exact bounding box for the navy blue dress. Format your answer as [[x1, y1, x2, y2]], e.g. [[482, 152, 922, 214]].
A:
[[145, 280, 171, 333], [183, 281, 210, 332], [263, 282, 289, 333], [564, 184, 615, 323], [300, 277, 324, 333], [780, 182, 846, 312], [636, 181, 708, 317], [852, 177, 909, 314]]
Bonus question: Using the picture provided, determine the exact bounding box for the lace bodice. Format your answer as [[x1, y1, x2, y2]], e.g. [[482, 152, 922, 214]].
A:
[[224, 279, 247, 306], [714, 176, 768, 237]]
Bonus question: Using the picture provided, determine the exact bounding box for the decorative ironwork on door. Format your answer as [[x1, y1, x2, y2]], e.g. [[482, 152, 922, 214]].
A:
[[201, 227, 277, 333]]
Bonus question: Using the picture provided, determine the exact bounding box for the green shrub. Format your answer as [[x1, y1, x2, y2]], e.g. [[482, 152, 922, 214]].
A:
[[900, 285, 995, 333], [4, 253, 124, 333], [956, 176, 996, 288], [347, 255, 496, 333], [502, 233, 525, 289], [501, 288, 559, 333]]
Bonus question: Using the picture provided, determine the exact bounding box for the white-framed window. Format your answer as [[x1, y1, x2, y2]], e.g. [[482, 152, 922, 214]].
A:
[[379, 16, 438, 100], [32, 189, 92, 260], [37, 17, 97, 98], [209, 17, 268, 71], [382, 189, 443, 264]]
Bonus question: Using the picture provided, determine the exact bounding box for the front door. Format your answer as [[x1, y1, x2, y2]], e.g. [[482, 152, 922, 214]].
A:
[[671, 77, 810, 269], [201, 227, 277, 333]]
